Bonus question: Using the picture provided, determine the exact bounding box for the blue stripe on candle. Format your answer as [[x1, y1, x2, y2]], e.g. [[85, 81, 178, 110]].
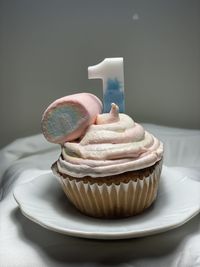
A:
[[107, 78, 122, 90], [103, 78, 125, 113]]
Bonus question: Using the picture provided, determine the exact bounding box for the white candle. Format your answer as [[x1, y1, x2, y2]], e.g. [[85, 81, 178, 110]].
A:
[[88, 58, 125, 113]]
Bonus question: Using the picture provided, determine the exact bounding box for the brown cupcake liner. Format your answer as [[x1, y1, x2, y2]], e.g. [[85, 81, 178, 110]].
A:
[[52, 160, 162, 218]]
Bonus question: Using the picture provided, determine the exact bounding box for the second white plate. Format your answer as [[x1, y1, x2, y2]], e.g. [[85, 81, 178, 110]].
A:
[[13, 166, 200, 239]]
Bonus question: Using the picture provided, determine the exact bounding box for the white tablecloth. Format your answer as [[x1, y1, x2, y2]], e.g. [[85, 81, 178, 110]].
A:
[[0, 124, 200, 267]]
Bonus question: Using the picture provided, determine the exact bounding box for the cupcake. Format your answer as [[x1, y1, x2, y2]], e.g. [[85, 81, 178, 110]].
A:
[[43, 94, 164, 218]]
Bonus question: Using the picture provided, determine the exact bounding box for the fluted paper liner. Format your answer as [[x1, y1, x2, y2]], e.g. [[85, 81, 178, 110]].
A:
[[52, 161, 162, 218]]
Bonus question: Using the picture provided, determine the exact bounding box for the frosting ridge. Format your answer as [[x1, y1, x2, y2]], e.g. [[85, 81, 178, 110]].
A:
[[57, 104, 163, 178]]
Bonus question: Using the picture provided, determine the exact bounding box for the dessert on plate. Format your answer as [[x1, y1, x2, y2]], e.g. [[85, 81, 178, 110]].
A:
[[41, 93, 163, 218]]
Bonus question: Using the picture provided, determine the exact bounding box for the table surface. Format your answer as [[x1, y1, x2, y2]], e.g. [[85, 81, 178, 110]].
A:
[[0, 124, 200, 267]]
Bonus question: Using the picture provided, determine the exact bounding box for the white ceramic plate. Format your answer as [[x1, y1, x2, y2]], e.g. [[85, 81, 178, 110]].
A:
[[13, 166, 200, 240]]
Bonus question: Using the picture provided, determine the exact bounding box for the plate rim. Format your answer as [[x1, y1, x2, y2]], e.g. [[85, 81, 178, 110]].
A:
[[13, 169, 200, 240]]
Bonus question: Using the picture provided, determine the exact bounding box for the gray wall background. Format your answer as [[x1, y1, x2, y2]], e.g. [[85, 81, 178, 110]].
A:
[[0, 0, 200, 149]]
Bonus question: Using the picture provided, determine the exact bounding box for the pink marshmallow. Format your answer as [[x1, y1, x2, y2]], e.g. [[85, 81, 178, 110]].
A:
[[41, 93, 102, 144]]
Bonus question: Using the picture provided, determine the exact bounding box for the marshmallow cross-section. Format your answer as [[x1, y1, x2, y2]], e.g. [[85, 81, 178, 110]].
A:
[[41, 93, 102, 144]]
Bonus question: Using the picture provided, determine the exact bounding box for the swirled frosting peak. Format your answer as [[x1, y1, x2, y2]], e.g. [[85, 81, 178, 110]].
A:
[[96, 103, 119, 124], [57, 104, 163, 178]]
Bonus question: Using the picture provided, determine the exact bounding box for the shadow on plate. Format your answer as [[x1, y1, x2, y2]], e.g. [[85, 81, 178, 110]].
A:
[[11, 207, 200, 265]]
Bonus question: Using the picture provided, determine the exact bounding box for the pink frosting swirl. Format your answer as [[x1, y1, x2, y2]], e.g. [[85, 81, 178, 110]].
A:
[[57, 103, 163, 178]]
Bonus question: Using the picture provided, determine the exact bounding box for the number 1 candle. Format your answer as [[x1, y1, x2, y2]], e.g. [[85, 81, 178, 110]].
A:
[[88, 58, 125, 113]]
